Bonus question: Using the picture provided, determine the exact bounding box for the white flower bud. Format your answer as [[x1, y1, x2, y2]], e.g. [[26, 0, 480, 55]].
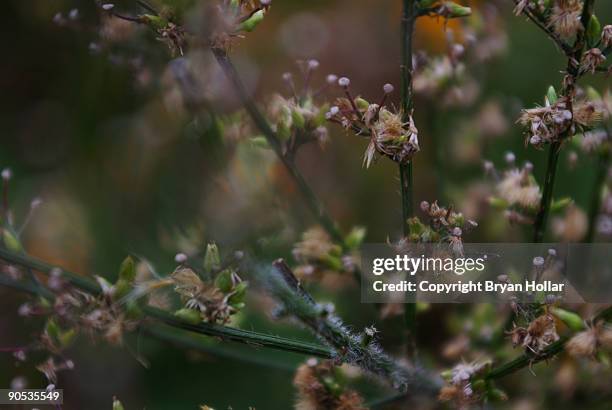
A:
[[504, 152, 515, 164], [530, 135, 542, 145], [326, 74, 338, 84], [174, 253, 188, 263], [1, 168, 12, 181], [102, 4, 115, 11], [282, 72, 292, 82], [533, 256, 545, 267], [31, 197, 43, 209], [452, 227, 462, 237], [338, 77, 350, 87], [69, 9, 79, 20], [548, 248, 557, 256], [383, 83, 394, 94], [307, 59, 319, 70], [524, 161, 534, 172]]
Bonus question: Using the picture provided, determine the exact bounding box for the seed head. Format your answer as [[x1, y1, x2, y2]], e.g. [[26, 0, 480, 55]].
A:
[[603, 25, 612, 48]]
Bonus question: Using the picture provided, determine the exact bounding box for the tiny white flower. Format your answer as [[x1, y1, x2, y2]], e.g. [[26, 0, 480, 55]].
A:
[[338, 77, 350, 87], [383, 83, 394, 94], [326, 74, 338, 84], [175, 253, 188, 263]]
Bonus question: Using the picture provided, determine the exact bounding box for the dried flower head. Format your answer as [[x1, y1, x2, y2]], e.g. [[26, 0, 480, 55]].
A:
[[326, 81, 419, 168], [566, 321, 612, 358], [549, 0, 582, 39], [496, 166, 542, 210], [509, 314, 559, 354], [581, 48, 606, 74], [293, 359, 366, 410]]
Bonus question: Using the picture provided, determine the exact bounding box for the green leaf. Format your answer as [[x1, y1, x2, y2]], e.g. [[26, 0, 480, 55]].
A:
[[203, 243, 221, 273], [118, 256, 136, 282], [228, 281, 248, 306], [215, 269, 233, 293], [238, 9, 265, 32], [344, 226, 366, 250], [546, 85, 558, 105], [443, 2, 471, 18], [551, 307, 584, 331], [174, 308, 201, 324], [113, 397, 126, 410], [2, 229, 23, 253], [586, 15, 602, 48], [550, 197, 572, 213]]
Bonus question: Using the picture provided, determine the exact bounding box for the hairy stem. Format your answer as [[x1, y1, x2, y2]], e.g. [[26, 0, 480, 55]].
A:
[[269, 259, 441, 394], [0, 247, 333, 359]]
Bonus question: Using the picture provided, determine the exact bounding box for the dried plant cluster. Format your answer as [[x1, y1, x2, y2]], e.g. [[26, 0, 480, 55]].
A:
[[1, 0, 612, 409]]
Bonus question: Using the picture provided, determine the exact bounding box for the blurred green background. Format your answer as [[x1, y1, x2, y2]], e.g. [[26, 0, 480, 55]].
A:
[[1, 0, 611, 409]]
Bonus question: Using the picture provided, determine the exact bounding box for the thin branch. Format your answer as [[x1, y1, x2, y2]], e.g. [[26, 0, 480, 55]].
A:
[[211, 47, 344, 245], [0, 247, 333, 359], [269, 259, 442, 394], [400, 0, 418, 355], [531, 0, 595, 243], [512, 1, 574, 57]]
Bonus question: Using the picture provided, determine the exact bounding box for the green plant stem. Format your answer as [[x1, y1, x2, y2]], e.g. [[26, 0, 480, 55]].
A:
[[0, 247, 333, 359], [533, 142, 561, 242], [211, 48, 344, 246], [532, 0, 595, 243], [400, 0, 418, 354], [585, 149, 610, 242], [486, 305, 612, 381], [399, 0, 417, 235]]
